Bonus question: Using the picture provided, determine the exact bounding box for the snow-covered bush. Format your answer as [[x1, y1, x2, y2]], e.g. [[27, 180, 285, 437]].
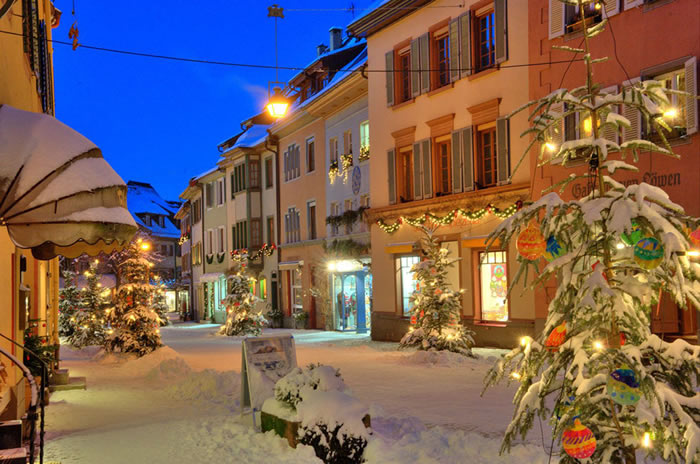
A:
[[274, 363, 345, 408]]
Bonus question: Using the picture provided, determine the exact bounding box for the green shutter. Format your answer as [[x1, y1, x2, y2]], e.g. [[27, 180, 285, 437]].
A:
[[461, 127, 474, 191], [419, 33, 430, 94], [449, 18, 460, 83], [410, 38, 421, 98], [385, 51, 394, 106], [387, 148, 396, 204], [412, 142, 423, 200], [459, 12, 472, 78], [495, 0, 508, 64], [451, 130, 462, 193], [496, 118, 510, 184], [421, 139, 432, 199]]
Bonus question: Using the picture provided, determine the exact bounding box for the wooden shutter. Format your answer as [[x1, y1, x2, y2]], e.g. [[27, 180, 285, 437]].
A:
[[410, 38, 421, 98], [549, 0, 565, 39], [496, 118, 511, 185], [495, 0, 508, 64], [459, 12, 472, 78], [624, 0, 643, 8], [601, 85, 619, 145], [385, 51, 395, 106], [602, 0, 619, 17], [622, 78, 642, 142], [421, 139, 433, 198], [461, 127, 474, 191], [387, 148, 397, 205], [449, 19, 460, 83], [295, 145, 301, 177], [419, 33, 431, 94], [685, 56, 698, 135], [283, 148, 289, 182], [412, 142, 423, 200], [451, 130, 463, 193]]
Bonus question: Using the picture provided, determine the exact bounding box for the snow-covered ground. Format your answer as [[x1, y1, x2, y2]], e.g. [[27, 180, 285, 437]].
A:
[[45, 324, 554, 463]]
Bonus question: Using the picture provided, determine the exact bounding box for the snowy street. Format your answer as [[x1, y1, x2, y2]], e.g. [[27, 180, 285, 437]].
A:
[[44, 324, 551, 463]]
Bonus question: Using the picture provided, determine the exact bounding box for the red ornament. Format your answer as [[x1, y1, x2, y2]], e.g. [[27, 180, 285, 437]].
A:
[[516, 224, 546, 260], [410, 315, 417, 325], [545, 322, 567, 352]]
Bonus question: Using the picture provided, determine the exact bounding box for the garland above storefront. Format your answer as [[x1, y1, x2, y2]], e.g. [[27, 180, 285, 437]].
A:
[[230, 243, 277, 261], [376, 201, 523, 234]]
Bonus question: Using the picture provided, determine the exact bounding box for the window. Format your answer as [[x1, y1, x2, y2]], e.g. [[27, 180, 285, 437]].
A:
[[477, 250, 508, 321], [397, 146, 414, 202], [329, 138, 339, 165], [205, 183, 214, 208], [217, 227, 225, 253], [306, 138, 315, 172], [307, 201, 317, 240], [233, 164, 246, 194], [266, 216, 275, 244], [476, 123, 498, 188], [343, 130, 352, 155], [160, 244, 168, 256], [474, 6, 496, 72], [249, 160, 260, 189], [251, 219, 262, 248], [397, 255, 420, 316], [259, 278, 267, 300], [434, 138, 451, 195], [564, 2, 601, 34], [285, 207, 301, 243], [192, 198, 202, 223], [360, 194, 370, 208], [646, 67, 688, 141], [206, 229, 214, 255], [265, 157, 273, 188], [232, 220, 248, 250], [329, 202, 340, 236], [396, 48, 412, 103], [359, 121, 370, 160], [344, 199, 353, 235], [192, 242, 202, 265], [432, 26, 450, 89], [216, 178, 225, 206], [284, 144, 301, 181]]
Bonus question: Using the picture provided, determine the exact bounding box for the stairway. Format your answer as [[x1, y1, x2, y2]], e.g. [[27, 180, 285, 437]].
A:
[[0, 419, 27, 463]]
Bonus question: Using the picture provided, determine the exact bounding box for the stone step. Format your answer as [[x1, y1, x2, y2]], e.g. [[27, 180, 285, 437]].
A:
[[0, 446, 27, 464], [0, 420, 22, 450], [49, 376, 86, 392]]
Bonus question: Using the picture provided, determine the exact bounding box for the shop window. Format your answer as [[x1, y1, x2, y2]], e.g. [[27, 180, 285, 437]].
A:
[[474, 5, 496, 73], [476, 123, 498, 188], [434, 138, 451, 196], [396, 48, 412, 103], [397, 255, 420, 316], [477, 250, 508, 321], [397, 146, 414, 203]]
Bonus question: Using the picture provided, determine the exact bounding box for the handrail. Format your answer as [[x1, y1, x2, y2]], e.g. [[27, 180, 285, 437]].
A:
[[0, 332, 48, 464]]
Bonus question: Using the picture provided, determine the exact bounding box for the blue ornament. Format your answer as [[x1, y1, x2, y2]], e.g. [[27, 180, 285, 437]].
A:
[[543, 236, 566, 262], [607, 366, 640, 406]]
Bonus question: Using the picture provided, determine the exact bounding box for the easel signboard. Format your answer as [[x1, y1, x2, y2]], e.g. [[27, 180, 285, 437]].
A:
[[241, 334, 297, 413]]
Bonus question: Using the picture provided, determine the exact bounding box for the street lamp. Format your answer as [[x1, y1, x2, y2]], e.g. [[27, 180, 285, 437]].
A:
[[266, 86, 289, 118], [266, 4, 288, 118]]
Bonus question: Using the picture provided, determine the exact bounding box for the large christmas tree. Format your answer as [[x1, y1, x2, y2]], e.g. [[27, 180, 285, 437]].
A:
[[399, 226, 475, 357], [68, 260, 107, 348], [484, 2, 700, 463], [105, 239, 162, 356], [151, 275, 170, 327], [219, 254, 267, 336], [58, 268, 81, 338]]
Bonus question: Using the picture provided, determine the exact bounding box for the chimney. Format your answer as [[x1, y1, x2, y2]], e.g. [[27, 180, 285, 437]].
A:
[[316, 43, 328, 57], [329, 27, 343, 51]]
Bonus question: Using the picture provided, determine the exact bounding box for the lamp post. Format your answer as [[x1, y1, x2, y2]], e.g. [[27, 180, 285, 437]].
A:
[[266, 4, 288, 118]]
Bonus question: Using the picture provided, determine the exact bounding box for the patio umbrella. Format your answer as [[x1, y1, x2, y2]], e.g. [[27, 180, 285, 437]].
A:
[[0, 104, 138, 260]]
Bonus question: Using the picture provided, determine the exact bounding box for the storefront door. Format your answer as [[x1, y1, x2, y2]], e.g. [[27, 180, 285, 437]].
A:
[[332, 271, 369, 334]]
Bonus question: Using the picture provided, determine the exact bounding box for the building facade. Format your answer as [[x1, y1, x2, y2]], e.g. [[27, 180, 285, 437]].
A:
[[179, 179, 205, 321], [349, 0, 536, 347]]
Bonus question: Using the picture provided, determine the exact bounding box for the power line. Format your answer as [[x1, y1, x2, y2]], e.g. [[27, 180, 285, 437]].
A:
[[286, 4, 465, 12], [0, 28, 585, 74]]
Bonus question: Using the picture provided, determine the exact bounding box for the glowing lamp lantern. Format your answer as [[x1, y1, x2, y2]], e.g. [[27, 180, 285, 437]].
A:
[[516, 224, 546, 261], [634, 237, 664, 270], [606, 366, 641, 406], [266, 87, 289, 118], [543, 236, 566, 262], [621, 220, 643, 246], [562, 419, 597, 459], [545, 321, 567, 352]]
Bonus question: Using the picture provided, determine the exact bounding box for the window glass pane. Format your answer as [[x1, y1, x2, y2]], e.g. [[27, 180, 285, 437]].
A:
[[399, 256, 420, 315], [479, 251, 508, 321]]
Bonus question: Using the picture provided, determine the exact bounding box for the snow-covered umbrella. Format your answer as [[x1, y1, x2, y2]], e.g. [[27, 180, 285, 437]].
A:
[[0, 104, 138, 259]]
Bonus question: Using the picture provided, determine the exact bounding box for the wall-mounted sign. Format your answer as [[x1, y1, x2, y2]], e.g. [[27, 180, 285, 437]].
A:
[[571, 171, 681, 199], [352, 166, 361, 195]]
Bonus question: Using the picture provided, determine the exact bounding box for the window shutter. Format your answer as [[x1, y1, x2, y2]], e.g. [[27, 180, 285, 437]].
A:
[[549, 0, 565, 39], [496, 118, 511, 185], [419, 33, 431, 94], [622, 78, 641, 142], [451, 130, 463, 193], [624, 0, 643, 9], [412, 142, 423, 200], [421, 139, 433, 198], [449, 19, 460, 83], [283, 149, 289, 182], [601, 85, 620, 145], [295, 145, 301, 177], [385, 51, 395, 106], [461, 127, 474, 191], [410, 38, 421, 98], [387, 148, 397, 205], [684, 56, 697, 135], [602, 0, 619, 17], [459, 12, 472, 78], [495, 0, 508, 64]]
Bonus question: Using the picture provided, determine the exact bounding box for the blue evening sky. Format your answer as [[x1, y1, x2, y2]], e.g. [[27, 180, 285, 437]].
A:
[[52, 1, 374, 201]]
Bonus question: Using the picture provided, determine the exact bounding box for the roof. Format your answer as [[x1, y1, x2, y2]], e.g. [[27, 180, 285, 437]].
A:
[[288, 37, 367, 84], [126, 181, 181, 238], [347, 0, 434, 38], [231, 124, 271, 150]]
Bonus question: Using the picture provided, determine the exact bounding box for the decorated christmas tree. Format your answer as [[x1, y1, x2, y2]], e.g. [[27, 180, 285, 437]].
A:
[[105, 238, 162, 356], [58, 268, 81, 338], [68, 260, 107, 348], [151, 275, 170, 327], [484, 2, 700, 463], [399, 225, 475, 357], [219, 255, 267, 336]]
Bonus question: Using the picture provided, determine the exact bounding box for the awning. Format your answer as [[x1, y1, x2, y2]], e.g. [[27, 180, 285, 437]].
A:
[[279, 260, 303, 270], [200, 273, 224, 283], [0, 105, 137, 260]]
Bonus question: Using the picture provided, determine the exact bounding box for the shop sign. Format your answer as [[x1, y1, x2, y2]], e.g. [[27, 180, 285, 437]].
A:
[[571, 171, 682, 199]]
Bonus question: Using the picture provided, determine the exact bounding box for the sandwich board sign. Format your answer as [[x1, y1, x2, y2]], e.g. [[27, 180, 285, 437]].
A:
[[241, 334, 297, 413]]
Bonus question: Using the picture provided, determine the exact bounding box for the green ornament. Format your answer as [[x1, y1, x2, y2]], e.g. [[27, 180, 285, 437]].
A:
[[621, 220, 643, 246]]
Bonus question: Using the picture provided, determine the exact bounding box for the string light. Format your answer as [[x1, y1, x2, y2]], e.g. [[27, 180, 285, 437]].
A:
[[511, 372, 522, 380], [593, 340, 604, 350], [641, 432, 652, 448], [520, 336, 531, 347]]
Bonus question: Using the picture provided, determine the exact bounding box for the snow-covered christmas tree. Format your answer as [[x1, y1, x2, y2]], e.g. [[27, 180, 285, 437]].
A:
[[400, 225, 475, 357], [68, 260, 107, 348], [484, 2, 700, 463], [219, 254, 267, 336], [105, 238, 163, 356], [58, 268, 81, 338], [151, 275, 169, 327]]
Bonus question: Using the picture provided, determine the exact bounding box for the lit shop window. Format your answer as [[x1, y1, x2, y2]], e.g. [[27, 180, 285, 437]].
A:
[[478, 250, 508, 321], [397, 255, 420, 316]]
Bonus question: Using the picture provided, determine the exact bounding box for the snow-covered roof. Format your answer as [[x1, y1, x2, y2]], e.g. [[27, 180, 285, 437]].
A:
[[288, 37, 367, 84], [126, 181, 181, 238], [231, 124, 271, 150]]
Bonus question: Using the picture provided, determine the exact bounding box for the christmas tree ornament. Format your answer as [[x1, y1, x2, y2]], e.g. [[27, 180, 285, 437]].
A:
[[516, 224, 546, 261], [545, 321, 567, 352], [562, 419, 597, 459], [634, 237, 664, 270], [543, 235, 566, 262], [554, 395, 578, 421], [621, 220, 643, 246], [606, 366, 640, 406], [689, 226, 700, 247]]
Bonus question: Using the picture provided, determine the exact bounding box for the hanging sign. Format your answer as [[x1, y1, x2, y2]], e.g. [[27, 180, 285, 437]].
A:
[[241, 334, 297, 413]]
